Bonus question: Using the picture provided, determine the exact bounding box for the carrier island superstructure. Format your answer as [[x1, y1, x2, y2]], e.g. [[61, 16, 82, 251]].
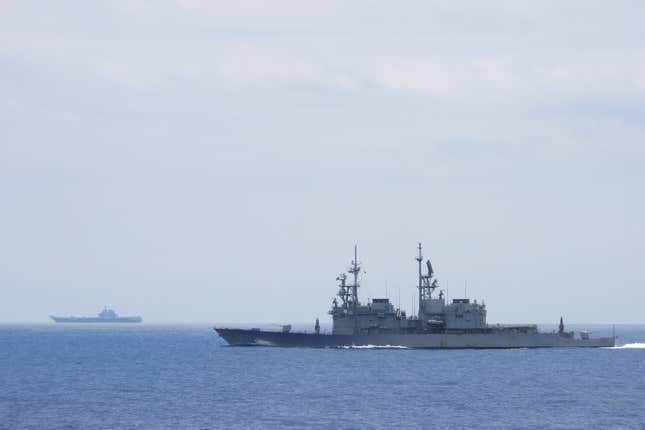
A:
[[215, 244, 615, 348]]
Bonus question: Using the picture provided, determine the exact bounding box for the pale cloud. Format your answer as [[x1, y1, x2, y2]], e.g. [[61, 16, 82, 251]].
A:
[[3, 1, 644, 105], [1, 1, 644, 323]]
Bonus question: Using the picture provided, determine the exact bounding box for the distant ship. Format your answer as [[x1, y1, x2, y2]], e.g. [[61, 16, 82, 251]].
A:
[[50, 307, 142, 323], [215, 243, 615, 348]]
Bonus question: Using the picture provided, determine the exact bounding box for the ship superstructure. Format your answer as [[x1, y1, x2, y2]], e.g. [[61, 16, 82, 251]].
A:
[[329, 244, 495, 335], [215, 244, 614, 348]]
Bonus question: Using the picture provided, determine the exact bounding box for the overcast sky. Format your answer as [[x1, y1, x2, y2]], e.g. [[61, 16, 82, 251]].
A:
[[1, 1, 644, 324]]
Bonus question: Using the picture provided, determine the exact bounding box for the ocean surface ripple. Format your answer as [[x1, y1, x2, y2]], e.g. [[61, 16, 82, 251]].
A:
[[1, 324, 644, 429]]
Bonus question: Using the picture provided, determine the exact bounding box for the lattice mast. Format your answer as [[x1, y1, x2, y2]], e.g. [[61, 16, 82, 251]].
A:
[[416, 242, 438, 321], [416, 243, 423, 320], [348, 244, 361, 313]]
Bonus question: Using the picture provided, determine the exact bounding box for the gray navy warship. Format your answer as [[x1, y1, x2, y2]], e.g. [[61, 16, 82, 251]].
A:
[[50, 307, 142, 323], [215, 244, 615, 348]]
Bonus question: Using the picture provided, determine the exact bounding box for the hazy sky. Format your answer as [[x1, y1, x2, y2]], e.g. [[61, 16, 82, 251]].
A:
[[2, 1, 644, 324]]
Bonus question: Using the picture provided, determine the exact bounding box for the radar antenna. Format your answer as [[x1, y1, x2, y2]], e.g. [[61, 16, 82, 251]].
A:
[[332, 245, 363, 332], [416, 242, 439, 321], [335, 273, 350, 310]]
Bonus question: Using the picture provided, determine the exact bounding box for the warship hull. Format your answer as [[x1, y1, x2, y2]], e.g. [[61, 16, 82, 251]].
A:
[[215, 328, 615, 349]]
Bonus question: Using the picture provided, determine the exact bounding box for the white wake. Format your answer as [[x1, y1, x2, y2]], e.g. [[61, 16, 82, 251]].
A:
[[340, 344, 409, 349], [607, 343, 645, 349], [253, 340, 276, 346]]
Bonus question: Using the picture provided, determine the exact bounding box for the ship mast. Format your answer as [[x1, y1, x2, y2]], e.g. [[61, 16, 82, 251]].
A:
[[348, 244, 361, 334], [416, 242, 438, 324], [416, 242, 423, 320]]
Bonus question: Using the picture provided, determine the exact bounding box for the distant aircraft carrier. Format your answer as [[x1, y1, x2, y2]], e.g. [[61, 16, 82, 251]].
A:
[[215, 244, 615, 348], [51, 307, 142, 323]]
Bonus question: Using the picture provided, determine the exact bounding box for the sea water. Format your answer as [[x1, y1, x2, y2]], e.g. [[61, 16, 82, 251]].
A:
[[1, 324, 644, 429]]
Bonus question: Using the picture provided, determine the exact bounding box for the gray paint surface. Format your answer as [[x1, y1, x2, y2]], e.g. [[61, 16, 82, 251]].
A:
[[216, 245, 615, 348], [215, 328, 614, 348]]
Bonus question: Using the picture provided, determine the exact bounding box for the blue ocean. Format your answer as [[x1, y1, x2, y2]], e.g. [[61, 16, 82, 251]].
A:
[[1, 324, 644, 430]]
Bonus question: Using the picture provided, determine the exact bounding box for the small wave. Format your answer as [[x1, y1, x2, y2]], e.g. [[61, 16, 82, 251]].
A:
[[606, 343, 645, 349], [340, 344, 409, 349]]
